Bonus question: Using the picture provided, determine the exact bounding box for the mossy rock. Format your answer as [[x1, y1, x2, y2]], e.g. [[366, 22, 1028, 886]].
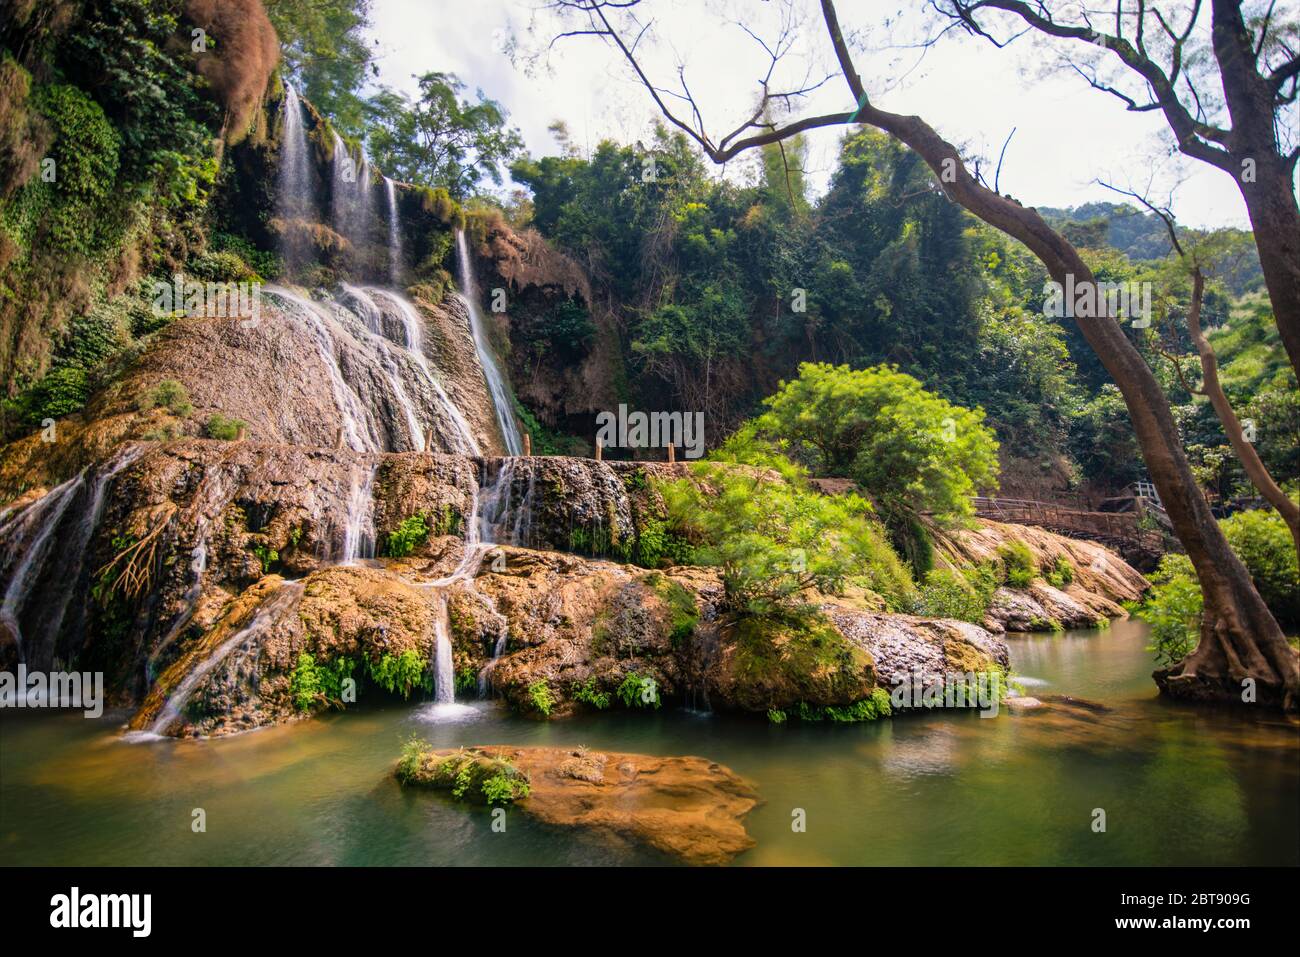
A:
[[718, 610, 876, 712], [396, 746, 531, 805]]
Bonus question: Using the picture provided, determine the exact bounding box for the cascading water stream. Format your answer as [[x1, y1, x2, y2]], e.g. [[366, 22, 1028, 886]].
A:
[[142, 581, 304, 738], [454, 230, 524, 455], [341, 461, 377, 563], [265, 286, 383, 451], [276, 84, 313, 268], [415, 458, 539, 711], [0, 471, 88, 662], [363, 287, 481, 455], [337, 284, 427, 452], [330, 131, 374, 248], [41, 445, 147, 657], [384, 176, 404, 286]]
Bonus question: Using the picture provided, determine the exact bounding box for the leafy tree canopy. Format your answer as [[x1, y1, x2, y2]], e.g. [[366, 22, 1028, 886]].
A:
[[366, 72, 524, 198]]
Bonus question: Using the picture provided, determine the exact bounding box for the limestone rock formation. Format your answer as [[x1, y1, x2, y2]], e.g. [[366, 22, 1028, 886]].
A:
[[397, 745, 760, 865]]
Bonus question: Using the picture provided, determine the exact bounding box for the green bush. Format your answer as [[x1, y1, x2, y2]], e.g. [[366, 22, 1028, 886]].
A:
[[187, 250, 256, 283], [1137, 555, 1203, 667], [527, 679, 554, 716], [139, 379, 193, 417], [1138, 511, 1299, 665], [385, 513, 431, 558], [1044, 556, 1075, 588], [571, 677, 610, 710], [211, 232, 280, 280], [662, 428, 916, 615], [290, 653, 357, 711], [481, 771, 530, 805], [616, 671, 661, 709], [205, 414, 245, 440], [367, 650, 431, 698], [997, 541, 1036, 588], [1220, 510, 1299, 626], [16, 366, 91, 423], [917, 568, 991, 623], [396, 734, 429, 783]]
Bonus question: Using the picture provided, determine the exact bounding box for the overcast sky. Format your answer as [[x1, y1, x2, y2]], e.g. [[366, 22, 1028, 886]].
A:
[[364, 0, 1295, 229]]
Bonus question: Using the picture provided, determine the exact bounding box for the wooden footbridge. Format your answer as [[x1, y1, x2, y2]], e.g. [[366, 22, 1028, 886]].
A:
[[971, 493, 1168, 559]]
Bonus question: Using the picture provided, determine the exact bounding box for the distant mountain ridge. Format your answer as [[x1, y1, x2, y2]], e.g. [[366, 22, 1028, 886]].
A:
[[1036, 201, 1263, 295]]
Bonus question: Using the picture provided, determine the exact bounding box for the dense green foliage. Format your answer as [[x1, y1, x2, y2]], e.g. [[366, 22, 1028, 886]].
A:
[[265, 0, 373, 138], [662, 429, 915, 615], [916, 566, 999, 624], [1139, 510, 1299, 664], [384, 513, 431, 558], [365, 72, 524, 199], [290, 653, 356, 711], [754, 362, 1000, 529]]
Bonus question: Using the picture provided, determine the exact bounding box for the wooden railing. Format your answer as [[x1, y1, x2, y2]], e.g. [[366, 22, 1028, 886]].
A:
[[972, 496, 1165, 552]]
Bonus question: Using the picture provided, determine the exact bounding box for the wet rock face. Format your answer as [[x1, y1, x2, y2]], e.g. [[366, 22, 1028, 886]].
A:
[[986, 581, 1122, 632], [398, 745, 760, 865], [825, 606, 1010, 690], [0, 288, 508, 499], [0, 438, 678, 697], [931, 519, 1148, 632]]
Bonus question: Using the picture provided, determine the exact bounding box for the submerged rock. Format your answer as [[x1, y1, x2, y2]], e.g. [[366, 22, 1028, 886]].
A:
[[1005, 695, 1044, 713], [397, 745, 760, 865]]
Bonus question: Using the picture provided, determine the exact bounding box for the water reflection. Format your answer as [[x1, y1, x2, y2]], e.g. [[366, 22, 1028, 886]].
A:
[[1, 619, 1295, 865]]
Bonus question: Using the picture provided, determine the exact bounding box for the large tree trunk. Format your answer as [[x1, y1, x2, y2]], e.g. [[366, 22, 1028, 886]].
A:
[[1211, 0, 1300, 379], [819, 0, 1299, 711], [1237, 164, 1300, 377], [1184, 269, 1300, 560]]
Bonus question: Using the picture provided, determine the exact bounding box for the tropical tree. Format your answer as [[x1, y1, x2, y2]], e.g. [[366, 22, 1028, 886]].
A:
[[365, 72, 524, 198], [544, 0, 1300, 709]]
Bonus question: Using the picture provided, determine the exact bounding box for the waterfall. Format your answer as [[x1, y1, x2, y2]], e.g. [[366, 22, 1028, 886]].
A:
[[270, 284, 489, 454], [0, 471, 88, 663], [265, 286, 383, 451], [417, 459, 530, 713], [331, 132, 374, 251], [341, 461, 377, 563], [431, 597, 456, 704], [364, 287, 481, 455], [337, 284, 427, 452], [144, 581, 304, 737], [276, 84, 313, 268], [148, 459, 239, 677], [454, 230, 524, 455], [384, 176, 404, 286], [41, 445, 146, 657]]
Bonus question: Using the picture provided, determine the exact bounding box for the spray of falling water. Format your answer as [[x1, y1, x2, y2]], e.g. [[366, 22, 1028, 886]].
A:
[[454, 230, 524, 455]]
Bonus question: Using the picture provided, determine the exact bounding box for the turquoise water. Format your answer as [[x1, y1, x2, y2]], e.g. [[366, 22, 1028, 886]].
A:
[[1, 619, 1297, 865]]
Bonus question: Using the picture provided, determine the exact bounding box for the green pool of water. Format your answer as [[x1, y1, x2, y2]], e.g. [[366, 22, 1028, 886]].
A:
[[2, 618, 1297, 865]]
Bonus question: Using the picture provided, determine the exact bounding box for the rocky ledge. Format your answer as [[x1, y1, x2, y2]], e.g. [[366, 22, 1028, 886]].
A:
[[396, 745, 760, 865]]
